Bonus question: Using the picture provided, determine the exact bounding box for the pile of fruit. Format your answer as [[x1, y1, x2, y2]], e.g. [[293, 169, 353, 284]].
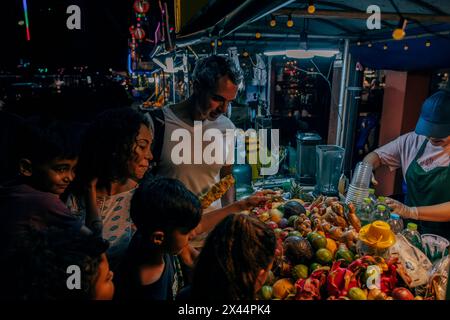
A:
[[249, 189, 426, 300]]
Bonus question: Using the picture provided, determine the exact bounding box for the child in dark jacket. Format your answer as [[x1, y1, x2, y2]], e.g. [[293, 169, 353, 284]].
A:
[[114, 177, 202, 300]]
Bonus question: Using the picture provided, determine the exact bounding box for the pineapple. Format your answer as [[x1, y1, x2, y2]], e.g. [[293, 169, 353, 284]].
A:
[[290, 180, 314, 202]]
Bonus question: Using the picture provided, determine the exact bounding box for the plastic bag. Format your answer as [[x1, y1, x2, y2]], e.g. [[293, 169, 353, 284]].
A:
[[389, 234, 433, 288], [426, 256, 449, 300]]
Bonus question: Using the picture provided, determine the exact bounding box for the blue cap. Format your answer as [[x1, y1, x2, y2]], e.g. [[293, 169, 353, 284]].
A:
[[415, 89, 450, 139]]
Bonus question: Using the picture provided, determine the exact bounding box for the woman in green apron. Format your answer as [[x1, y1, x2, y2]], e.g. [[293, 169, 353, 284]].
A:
[[362, 88, 450, 240]]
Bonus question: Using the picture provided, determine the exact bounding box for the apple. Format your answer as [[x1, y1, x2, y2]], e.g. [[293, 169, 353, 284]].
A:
[[392, 287, 414, 300]]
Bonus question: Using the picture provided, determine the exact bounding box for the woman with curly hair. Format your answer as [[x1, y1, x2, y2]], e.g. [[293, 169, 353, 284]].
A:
[[65, 108, 153, 270], [185, 213, 276, 300]]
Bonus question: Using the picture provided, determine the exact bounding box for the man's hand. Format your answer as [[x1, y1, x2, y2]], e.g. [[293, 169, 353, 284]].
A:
[[385, 197, 419, 220], [236, 195, 270, 211]]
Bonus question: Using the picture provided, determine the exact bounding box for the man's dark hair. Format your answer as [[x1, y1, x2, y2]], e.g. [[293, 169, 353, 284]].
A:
[[192, 55, 243, 92], [0, 226, 109, 300], [18, 116, 80, 166], [73, 108, 149, 191], [130, 177, 202, 235], [191, 213, 276, 300]]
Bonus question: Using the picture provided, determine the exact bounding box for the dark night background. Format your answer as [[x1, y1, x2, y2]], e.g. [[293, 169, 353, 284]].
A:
[[0, 0, 131, 71]]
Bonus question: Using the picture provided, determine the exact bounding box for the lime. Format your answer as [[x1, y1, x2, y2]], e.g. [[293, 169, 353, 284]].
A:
[[292, 264, 309, 280], [348, 287, 367, 300], [311, 235, 327, 250], [315, 248, 333, 265], [309, 262, 322, 273]]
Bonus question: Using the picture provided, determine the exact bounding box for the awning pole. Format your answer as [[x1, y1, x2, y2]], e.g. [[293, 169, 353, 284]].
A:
[[336, 39, 350, 146]]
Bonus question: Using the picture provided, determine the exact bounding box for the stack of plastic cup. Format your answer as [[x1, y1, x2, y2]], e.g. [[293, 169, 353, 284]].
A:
[[345, 162, 373, 209]]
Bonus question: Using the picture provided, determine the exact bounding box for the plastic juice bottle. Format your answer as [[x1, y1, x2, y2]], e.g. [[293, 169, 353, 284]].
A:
[[387, 213, 404, 234], [401, 222, 423, 250], [368, 188, 377, 203], [373, 205, 390, 222], [358, 197, 373, 226], [377, 196, 391, 214]]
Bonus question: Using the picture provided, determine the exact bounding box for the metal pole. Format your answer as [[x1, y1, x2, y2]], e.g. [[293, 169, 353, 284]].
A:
[[266, 55, 272, 116], [336, 39, 350, 146], [172, 73, 176, 104], [183, 51, 189, 98]]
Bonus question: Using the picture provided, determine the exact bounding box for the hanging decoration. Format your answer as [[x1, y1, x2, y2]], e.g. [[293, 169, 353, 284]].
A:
[[128, 0, 167, 72], [133, 0, 150, 15]]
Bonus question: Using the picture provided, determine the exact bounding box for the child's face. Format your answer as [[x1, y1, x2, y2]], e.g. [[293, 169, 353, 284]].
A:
[[33, 157, 78, 195], [93, 253, 114, 300], [128, 124, 153, 181], [168, 229, 193, 255]]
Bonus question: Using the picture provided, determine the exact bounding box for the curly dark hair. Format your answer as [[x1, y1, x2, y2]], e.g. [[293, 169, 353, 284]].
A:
[[192, 55, 243, 93], [0, 226, 109, 300], [190, 213, 276, 300], [72, 108, 149, 192]]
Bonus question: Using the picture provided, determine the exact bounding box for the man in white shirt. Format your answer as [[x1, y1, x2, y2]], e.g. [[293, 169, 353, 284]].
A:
[[147, 55, 243, 247]]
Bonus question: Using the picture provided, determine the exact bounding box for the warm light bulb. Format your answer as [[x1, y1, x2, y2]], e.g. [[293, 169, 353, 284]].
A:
[[210, 41, 215, 47], [383, 44, 388, 50], [392, 28, 405, 40], [270, 15, 276, 27], [255, 32, 262, 39], [287, 15, 294, 28], [243, 51, 249, 57], [218, 40, 223, 47], [368, 42, 373, 48], [308, 1, 315, 14], [404, 43, 409, 51], [425, 39, 431, 47], [392, 18, 407, 40]]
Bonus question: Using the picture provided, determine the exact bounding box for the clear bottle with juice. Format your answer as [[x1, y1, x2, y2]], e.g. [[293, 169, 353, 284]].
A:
[[387, 213, 404, 234], [358, 197, 374, 226], [401, 222, 423, 250], [373, 204, 390, 222]]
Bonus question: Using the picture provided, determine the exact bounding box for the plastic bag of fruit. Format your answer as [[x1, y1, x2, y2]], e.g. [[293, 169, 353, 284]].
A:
[[388, 234, 432, 288], [425, 255, 449, 300]]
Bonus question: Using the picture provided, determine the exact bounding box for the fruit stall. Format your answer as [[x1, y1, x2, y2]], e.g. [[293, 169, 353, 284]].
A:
[[244, 186, 449, 301]]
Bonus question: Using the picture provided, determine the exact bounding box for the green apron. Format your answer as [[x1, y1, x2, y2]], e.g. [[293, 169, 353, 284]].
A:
[[405, 139, 450, 240]]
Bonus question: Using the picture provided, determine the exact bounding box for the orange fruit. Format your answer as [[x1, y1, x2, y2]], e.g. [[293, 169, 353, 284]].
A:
[[326, 238, 338, 255], [272, 278, 295, 299]]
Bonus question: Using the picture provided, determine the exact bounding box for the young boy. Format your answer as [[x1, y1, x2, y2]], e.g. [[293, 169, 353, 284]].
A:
[[1, 225, 114, 300], [113, 177, 202, 300], [0, 117, 87, 253]]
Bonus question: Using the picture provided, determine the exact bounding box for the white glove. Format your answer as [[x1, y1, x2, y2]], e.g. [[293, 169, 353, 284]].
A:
[[385, 197, 419, 220]]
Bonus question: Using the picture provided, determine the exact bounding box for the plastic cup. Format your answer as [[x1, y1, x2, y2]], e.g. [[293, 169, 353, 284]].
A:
[[350, 162, 373, 189], [421, 234, 450, 262]]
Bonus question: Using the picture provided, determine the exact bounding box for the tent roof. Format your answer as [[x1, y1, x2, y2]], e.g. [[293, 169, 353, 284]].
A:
[[176, 0, 450, 70]]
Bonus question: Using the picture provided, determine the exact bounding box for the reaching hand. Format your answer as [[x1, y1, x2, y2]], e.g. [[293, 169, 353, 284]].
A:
[[236, 195, 270, 211], [385, 197, 419, 220], [371, 172, 379, 186]]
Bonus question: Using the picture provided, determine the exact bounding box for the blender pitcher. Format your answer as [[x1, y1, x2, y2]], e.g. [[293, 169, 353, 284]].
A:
[[315, 145, 345, 196]]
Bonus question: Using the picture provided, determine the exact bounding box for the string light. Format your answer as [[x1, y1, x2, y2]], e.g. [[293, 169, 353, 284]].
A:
[[425, 39, 431, 47], [308, 1, 316, 14], [242, 50, 249, 57], [217, 39, 223, 47], [383, 43, 388, 50], [255, 32, 262, 39], [287, 14, 294, 28], [210, 40, 215, 47], [403, 43, 409, 51], [392, 18, 407, 40], [367, 42, 373, 48], [270, 15, 276, 27], [357, 41, 361, 46]]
